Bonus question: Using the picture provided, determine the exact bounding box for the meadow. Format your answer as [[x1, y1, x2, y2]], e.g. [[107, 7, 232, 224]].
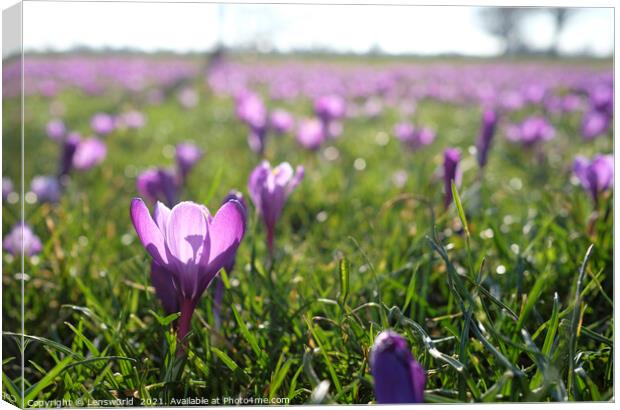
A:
[[1, 53, 614, 405]]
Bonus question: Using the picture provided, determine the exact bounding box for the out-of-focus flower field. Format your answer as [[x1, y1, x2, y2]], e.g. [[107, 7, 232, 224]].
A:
[[2, 53, 613, 405]]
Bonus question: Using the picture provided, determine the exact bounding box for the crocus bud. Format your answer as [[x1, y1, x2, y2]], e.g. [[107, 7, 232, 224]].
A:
[[58, 132, 81, 176], [72, 137, 107, 170], [296, 118, 326, 151], [573, 154, 613, 206], [175, 142, 202, 182], [136, 168, 179, 207], [476, 109, 498, 168], [90, 113, 116, 135], [30, 175, 61, 203], [46, 119, 66, 141], [248, 161, 304, 256], [370, 330, 425, 404], [443, 148, 461, 209], [3, 223, 42, 257]]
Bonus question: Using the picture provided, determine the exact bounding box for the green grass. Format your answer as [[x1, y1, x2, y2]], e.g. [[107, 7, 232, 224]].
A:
[[2, 57, 613, 406]]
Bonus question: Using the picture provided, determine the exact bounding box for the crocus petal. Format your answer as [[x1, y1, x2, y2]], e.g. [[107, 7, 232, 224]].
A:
[[164, 202, 210, 298], [206, 200, 246, 274], [286, 166, 305, 196], [248, 160, 270, 208], [153, 201, 171, 233], [150, 261, 179, 315], [130, 198, 168, 266]]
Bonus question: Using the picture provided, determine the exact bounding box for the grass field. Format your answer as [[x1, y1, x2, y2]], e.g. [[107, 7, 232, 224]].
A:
[[2, 54, 613, 405]]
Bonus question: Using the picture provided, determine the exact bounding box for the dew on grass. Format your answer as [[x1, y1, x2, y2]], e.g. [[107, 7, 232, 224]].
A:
[[354, 158, 367, 171], [496, 265, 506, 275], [375, 131, 389, 146]]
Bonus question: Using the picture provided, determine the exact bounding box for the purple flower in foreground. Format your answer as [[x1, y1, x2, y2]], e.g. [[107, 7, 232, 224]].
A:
[[443, 148, 461, 209], [573, 154, 613, 205], [72, 137, 107, 170], [130, 198, 246, 346], [476, 109, 498, 168], [3, 223, 42, 257], [136, 168, 179, 207], [270, 109, 295, 135], [370, 330, 425, 404], [248, 161, 304, 256], [393, 123, 435, 151], [30, 175, 61, 203], [3, 177, 14, 201], [175, 142, 202, 182], [296, 118, 326, 151], [46, 119, 66, 141], [581, 111, 610, 140], [90, 113, 116, 135]]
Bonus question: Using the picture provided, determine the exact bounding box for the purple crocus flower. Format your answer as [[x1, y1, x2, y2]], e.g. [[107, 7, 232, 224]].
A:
[[3, 177, 14, 201], [247, 125, 268, 155], [393, 123, 435, 151], [30, 175, 61, 203], [573, 154, 613, 205], [476, 109, 498, 168], [581, 111, 610, 140], [178, 88, 199, 108], [443, 148, 461, 209], [72, 137, 107, 170], [118, 110, 146, 129], [370, 330, 425, 404], [506, 116, 555, 147], [136, 168, 179, 207], [270, 109, 294, 135], [59, 132, 81, 176], [314, 94, 346, 123], [296, 118, 326, 151], [3, 223, 42, 257], [248, 161, 304, 256], [175, 142, 202, 182], [90, 113, 116, 135], [130, 198, 246, 347], [235, 91, 267, 130], [46, 119, 66, 141]]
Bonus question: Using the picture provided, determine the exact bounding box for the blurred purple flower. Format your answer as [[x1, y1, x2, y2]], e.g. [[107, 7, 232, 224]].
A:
[[130, 198, 246, 346], [248, 161, 304, 256], [46, 119, 66, 141], [178, 88, 199, 108], [476, 109, 498, 168], [72, 137, 107, 170], [270, 109, 294, 134], [118, 110, 146, 129], [370, 330, 425, 404], [3, 223, 42, 257], [506, 116, 555, 146], [235, 91, 267, 130], [59, 132, 81, 176], [90, 113, 116, 135], [176, 142, 202, 181], [30, 175, 61, 203], [573, 154, 613, 205], [393, 123, 435, 151], [314, 94, 346, 123], [296, 118, 326, 151], [136, 168, 179, 207], [3, 177, 14, 201], [581, 111, 610, 140], [443, 148, 461, 209]]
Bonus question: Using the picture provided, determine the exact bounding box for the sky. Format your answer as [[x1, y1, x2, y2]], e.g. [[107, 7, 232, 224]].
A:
[[19, 2, 614, 57]]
